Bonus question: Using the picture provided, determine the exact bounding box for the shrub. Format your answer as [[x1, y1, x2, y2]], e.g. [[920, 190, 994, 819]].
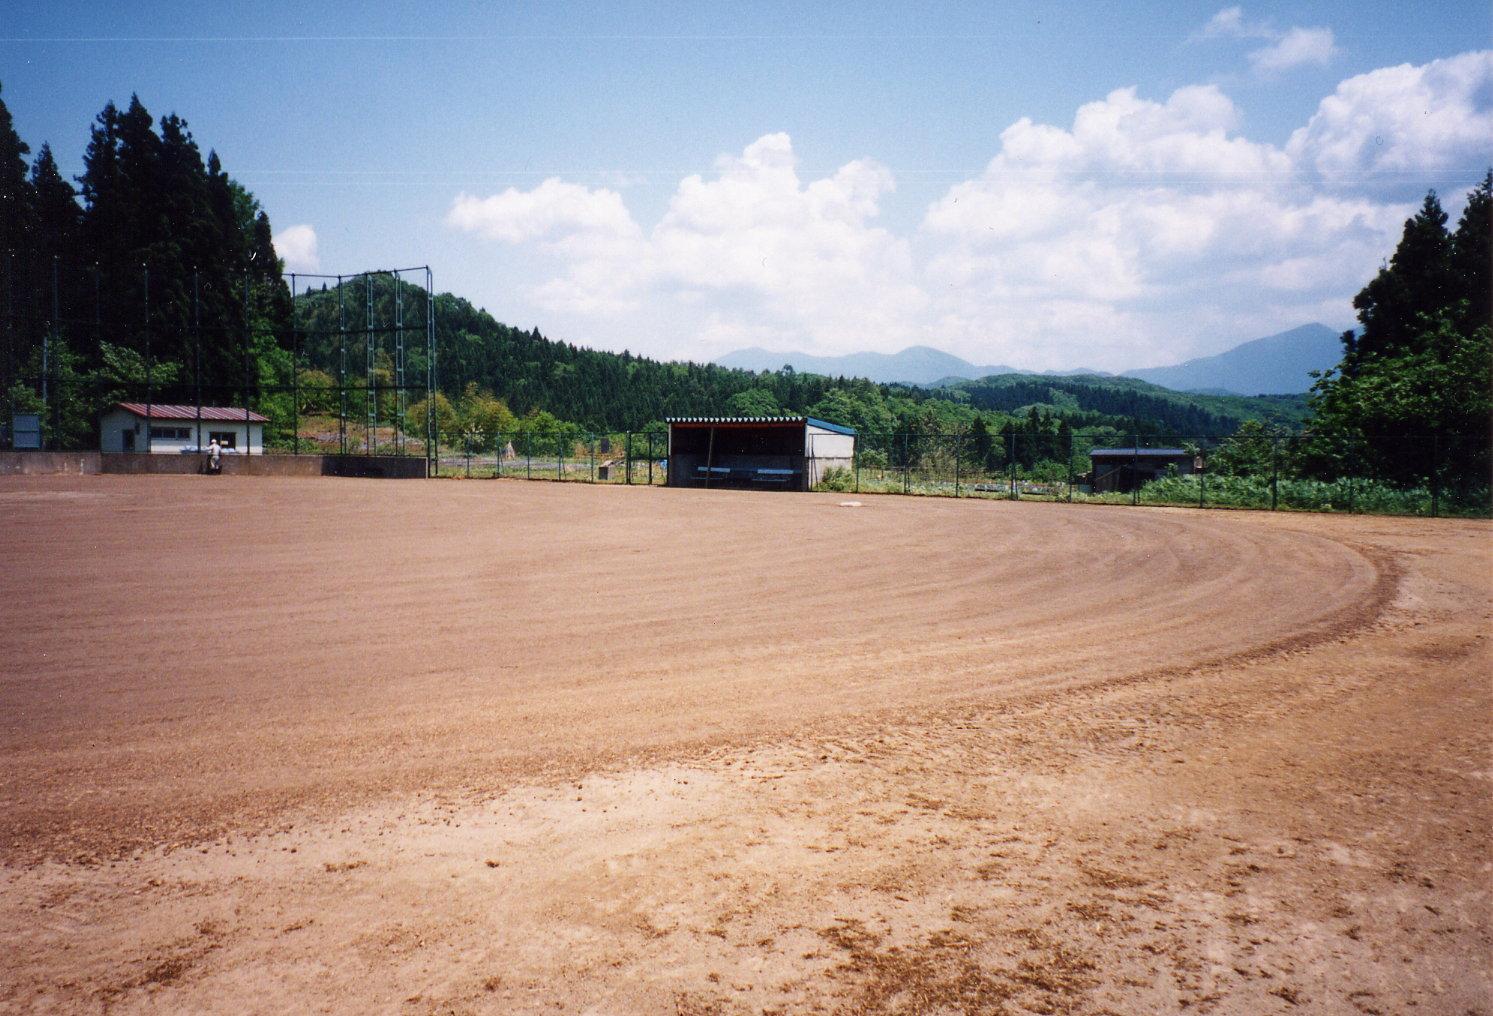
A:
[[816, 466, 855, 492]]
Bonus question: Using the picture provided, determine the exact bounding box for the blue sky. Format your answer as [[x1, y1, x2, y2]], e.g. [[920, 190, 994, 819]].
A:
[[3, 0, 1490, 369]]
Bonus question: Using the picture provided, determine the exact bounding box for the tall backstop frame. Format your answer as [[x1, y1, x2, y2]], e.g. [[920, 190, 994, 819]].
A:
[[1, 252, 436, 471]]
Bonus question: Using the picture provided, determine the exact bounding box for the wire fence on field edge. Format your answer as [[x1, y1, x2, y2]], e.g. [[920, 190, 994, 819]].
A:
[[430, 427, 1491, 519]]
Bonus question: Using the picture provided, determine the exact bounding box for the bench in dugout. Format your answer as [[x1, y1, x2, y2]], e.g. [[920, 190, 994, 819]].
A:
[[693, 464, 803, 486]]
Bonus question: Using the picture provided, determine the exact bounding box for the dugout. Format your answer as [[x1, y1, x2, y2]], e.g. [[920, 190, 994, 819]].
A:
[[666, 416, 856, 491], [1089, 447, 1195, 493]]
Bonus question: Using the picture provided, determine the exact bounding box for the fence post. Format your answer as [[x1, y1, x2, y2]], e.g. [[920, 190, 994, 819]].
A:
[[854, 438, 861, 493], [903, 432, 910, 494], [1431, 433, 1439, 518], [1009, 432, 1017, 499], [1270, 436, 1279, 510], [290, 273, 299, 456], [1131, 436, 1139, 506], [1066, 430, 1074, 503], [495, 433, 503, 478], [648, 433, 655, 485], [625, 432, 633, 485], [1199, 443, 1206, 509], [954, 432, 961, 498]]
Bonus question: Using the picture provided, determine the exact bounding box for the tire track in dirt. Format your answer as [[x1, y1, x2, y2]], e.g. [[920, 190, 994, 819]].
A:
[[0, 477, 1394, 864]]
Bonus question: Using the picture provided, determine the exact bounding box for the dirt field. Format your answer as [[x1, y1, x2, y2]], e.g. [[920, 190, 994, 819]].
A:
[[0, 474, 1488, 1015]]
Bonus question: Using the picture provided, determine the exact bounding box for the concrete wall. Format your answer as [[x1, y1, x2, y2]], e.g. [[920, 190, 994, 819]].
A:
[[101, 453, 427, 478], [1, 451, 425, 479], [0, 451, 102, 475]]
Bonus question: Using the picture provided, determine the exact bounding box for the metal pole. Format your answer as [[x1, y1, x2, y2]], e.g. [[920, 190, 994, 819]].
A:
[[1010, 432, 1017, 500], [143, 264, 152, 453], [705, 426, 716, 489], [1067, 430, 1074, 503], [290, 273, 299, 455], [625, 432, 632, 485], [1131, 436, 1139, 506], [194, 270, 202, 455], [242, 272, 251, 456], [3, 253, 11, 419], [1270, 436, 1279, 510], [3, 253, 12, 419], [395, 271, 405, 456], [648, 433, 654, 485], [590, 436, 595, 482], [365, 274, 374, 456], [43, 258, 56, 447], [338, 275, 347, 456], [1431, 433, 1439, 518], [426, 267, 436, 476], [1199, 443, 1206, 509], [903, 432, 910, 494], [954, 432, 961, 497]]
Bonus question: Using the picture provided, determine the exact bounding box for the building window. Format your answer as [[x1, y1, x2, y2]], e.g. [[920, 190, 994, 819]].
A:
[[150, 426, 190, 440], [208, 431, 237, 449]]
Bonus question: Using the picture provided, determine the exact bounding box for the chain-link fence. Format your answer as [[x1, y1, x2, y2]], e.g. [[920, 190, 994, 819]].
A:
[[434, 429, 668, 485], [421, 426, 1489, 518], [840, 430, 1489, 518]]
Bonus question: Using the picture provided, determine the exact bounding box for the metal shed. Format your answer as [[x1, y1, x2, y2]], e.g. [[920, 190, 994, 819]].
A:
[[666, 417, 856, 491]]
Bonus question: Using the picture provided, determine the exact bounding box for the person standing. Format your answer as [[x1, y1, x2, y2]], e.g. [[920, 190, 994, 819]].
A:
[[207, 437, 221, 475]]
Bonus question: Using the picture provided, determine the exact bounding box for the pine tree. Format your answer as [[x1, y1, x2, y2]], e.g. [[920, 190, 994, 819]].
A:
[[1450, 170, 1491, 335], [1351, 191, 1454, 361], [30, 144, 81, 261], [0, 81, 34, 258]]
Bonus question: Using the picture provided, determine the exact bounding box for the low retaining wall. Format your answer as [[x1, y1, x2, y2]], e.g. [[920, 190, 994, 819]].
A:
[[0, 451, 102, 475], [320, 455, 428, 479], [1, 451, 427, 479]]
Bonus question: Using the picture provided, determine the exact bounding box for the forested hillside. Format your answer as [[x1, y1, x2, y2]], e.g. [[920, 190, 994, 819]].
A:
[[293, 275, 1304, 440]]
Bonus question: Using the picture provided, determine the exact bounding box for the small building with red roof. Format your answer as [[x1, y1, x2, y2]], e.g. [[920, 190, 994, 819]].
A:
[[100, 403, 268, 455]]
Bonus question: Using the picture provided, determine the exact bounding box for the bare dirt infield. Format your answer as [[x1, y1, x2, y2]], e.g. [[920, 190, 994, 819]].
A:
[[1, 475, 1488, 1014]]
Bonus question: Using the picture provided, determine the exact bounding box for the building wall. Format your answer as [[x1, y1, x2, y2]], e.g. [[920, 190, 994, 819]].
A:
[[806, 425, 856, 487], [99, 410, 264, 455], [805, 426, 855, 460]]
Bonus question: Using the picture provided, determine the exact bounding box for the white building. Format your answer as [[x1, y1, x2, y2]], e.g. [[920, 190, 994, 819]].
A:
[[99, 403, 267, 455]]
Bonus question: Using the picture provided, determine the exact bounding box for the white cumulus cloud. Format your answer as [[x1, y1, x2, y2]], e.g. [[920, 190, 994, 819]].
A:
[[444, 54, 1492, 371], [1288, 50, 1493, 185], [447, 133, 924, 355], [919, 83, 1407, 368], [274, 224, 320, 273], [447, 179, 639, 246], [1195, 6, 1273, 40], [1249, 26, 1337, 73], [1195, 7, 1336, 76]]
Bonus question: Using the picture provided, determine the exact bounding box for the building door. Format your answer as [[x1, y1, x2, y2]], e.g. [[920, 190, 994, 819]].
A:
[[122, 429, 135, 452]]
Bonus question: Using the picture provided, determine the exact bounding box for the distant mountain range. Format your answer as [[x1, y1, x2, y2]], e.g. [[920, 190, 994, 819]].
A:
[[716, 323, 1345, 395]]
